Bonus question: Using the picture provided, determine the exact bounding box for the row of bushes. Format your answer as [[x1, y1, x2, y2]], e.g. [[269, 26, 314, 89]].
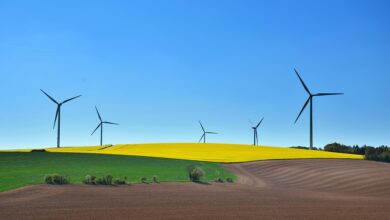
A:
[[215, 177, 234, 183], [187, 165, 234, 183], [44, 165, 233, 185], [44, 174, 160, 185], [84, 175, 160, 185], [44, 174, 70, 185]]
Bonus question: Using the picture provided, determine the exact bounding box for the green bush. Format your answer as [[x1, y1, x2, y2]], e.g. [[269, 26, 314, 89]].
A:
[[215, 177, 224, 183], [44, 174, 69, 185], [152, 175, 159, 183], [140, 177, 148, 184], [188, 167, 205, 182], [226, 177, 234, 183], [83, 175, 96, 185], [113, 177, 127, 185], [44, 175, 53, 184], [96, 175, 114, 185]]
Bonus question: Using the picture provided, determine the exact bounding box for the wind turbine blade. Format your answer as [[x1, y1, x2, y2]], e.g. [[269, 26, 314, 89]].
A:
[[249, 119, 254, 126], [103, 121, 119, 125], [198, 134, 205, 143], [91, 123, 102, 135], [95, 106, 102, 122], [199, 121, 205, 132], [40, 89, 58, 104], [62, 95, 82, 104], [53, 107, 59, 129], [295, 97, 310, 124], [294, 69, 311, 95], [206, 132, 218, 134], [256, 117, 264, 128], [313, 93, 344, 96]]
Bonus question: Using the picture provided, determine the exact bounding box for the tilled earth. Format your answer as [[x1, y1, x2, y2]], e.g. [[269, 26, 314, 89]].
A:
[[1, 159, 390, 219]]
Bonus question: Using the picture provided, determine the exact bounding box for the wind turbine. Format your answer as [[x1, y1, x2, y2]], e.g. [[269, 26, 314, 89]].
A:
[[294, 69, 343, 149], [40, 89, 82, 148], [250, 118, 264, 146], [91, 106, 119, 146], [198, 121, 217, 143]]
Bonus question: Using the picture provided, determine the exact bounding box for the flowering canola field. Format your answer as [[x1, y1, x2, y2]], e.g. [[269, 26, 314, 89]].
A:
[[3, 143, 363, 162]]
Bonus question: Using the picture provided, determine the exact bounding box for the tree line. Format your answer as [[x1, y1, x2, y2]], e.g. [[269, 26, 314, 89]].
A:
[[324, 142, 390, 163], [291, 143, 390, 163]]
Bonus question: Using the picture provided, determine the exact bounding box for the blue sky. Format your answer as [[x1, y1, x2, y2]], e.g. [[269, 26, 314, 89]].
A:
[[0, 0, 389, 149]]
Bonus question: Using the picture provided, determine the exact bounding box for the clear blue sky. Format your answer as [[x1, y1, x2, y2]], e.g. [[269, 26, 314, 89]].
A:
[[0, 0, 389, 149]]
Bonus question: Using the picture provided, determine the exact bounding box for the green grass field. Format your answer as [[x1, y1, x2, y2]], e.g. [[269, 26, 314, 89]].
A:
[[0, 152, 235, 192]]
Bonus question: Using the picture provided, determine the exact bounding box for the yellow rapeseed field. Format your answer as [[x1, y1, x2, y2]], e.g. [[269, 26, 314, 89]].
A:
[[2, 143, 363, 162]]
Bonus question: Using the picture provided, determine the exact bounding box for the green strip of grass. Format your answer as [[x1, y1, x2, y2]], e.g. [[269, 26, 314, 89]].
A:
[[0, 152, 235, 192]]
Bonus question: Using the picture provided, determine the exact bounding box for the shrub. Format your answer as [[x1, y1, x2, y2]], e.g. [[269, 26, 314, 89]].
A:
[[83, 175, 96, 185], [44, 175, 53, 184], [188, 167, 205, 182], [186, 165, 196, 172], [152, 175, 159, 183], [113, 179, 126, 185], [113, 178, 127, 185], [140, 177, 148, 184], [96, 175, 113, 185], [226, 177, 234, 183], [215, 177, 224, 183], [44, 174, 69, 185]]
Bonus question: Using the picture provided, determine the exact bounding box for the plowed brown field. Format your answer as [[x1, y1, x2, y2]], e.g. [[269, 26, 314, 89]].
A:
[[1, 159, 389, 219]]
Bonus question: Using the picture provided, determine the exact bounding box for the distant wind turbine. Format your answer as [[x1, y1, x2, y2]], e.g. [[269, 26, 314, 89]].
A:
[[91, 106, 119, 146], [294, 69, 343, 149], [250, 118, 264, 146], [40, 89, 82, 148], [198, 121, 217, 143]]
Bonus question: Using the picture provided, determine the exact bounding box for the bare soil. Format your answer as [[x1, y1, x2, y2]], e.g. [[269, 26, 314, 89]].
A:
[[1, 159, 390, 219]]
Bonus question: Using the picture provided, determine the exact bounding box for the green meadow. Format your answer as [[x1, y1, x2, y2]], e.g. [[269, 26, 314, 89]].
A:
[[0, 152, 235, 192]]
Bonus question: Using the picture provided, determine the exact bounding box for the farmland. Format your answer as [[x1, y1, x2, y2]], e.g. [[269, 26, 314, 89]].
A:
[[0, 152, 234, 192], [3, 143, 363, 162], [0, 143, 364, 192]]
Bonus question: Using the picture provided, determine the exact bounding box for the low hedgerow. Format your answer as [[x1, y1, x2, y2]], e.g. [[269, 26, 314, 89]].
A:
[[226, 177, 234, 183], [44, 174, 69, 185], [84, 175, 127, 185]]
